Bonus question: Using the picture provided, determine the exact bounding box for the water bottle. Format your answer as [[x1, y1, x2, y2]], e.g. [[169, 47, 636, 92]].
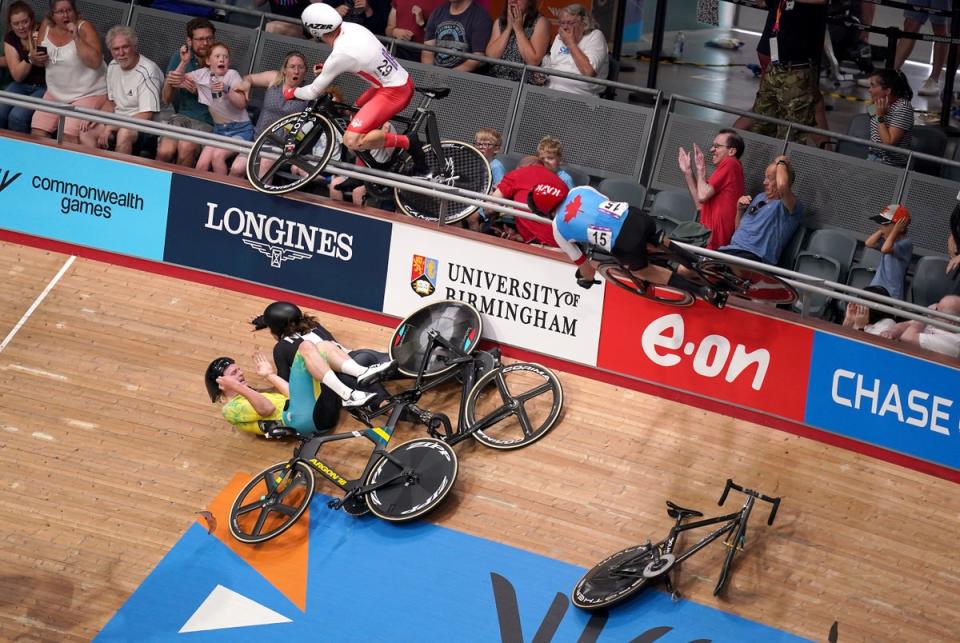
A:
[[673, 32, 685, 59], [211, 74, 222, 100]]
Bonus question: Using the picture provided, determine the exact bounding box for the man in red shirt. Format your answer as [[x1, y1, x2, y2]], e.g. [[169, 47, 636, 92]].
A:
[[678, 129, 745, 250]]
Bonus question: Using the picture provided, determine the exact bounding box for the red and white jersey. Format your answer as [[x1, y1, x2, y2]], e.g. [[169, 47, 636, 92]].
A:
[[295, 22, 410, 101]]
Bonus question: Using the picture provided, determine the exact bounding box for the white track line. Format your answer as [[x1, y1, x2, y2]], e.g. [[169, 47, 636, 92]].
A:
[[0, 255, 76, 353]]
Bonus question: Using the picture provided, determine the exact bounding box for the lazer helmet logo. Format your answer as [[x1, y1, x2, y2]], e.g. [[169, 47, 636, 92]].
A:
[[306, 22, 334, 32], [0, 168, 22, 194]]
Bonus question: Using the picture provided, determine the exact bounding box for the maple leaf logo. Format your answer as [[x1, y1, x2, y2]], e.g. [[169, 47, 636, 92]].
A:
[[563, 194, 582, 223]]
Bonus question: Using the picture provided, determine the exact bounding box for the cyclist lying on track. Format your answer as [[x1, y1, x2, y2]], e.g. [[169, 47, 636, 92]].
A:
[[535, 183, 728, 307], [252, 301, 397, 408], [205, 352, 297, 439], [289, 3, 427, 172]]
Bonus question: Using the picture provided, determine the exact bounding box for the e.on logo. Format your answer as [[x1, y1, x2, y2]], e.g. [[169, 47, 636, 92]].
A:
[[641, 314, 769, 391]]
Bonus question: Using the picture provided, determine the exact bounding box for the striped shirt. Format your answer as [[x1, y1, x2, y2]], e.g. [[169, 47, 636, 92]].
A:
[[869, 98, 913, 167]]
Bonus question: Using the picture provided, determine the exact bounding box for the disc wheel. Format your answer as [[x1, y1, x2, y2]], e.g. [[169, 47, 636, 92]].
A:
[[698, 260, 798, 304], [246, 112, 337, 194], [465, 362, 563, 450], [389, 300, 483, 378], [228, 460, 316, 544], [571, 543, 660, 611], [597, 263, 695, 306], [394, 140, 492, 224], [365, 438, 458, 522]]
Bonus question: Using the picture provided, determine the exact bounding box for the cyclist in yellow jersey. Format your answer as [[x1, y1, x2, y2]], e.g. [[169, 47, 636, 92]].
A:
[[206, 351, 297, 438]]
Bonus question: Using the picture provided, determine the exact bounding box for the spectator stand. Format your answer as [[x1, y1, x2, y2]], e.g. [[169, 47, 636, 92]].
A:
[[0, 0, 130, 62]]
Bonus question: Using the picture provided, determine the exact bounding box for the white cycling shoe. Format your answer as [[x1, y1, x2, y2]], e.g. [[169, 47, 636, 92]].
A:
[[342, 389, 377, 408], [355, 360, 398, 388]]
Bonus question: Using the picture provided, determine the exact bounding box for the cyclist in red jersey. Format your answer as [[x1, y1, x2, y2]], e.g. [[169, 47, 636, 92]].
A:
[[290, 3, 427, 168]]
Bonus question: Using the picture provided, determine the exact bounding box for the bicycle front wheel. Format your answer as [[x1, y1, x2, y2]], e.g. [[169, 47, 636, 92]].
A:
[[246, 112, 337, 195], [229, 460, 316, 544], [597, 263, 695, 307], [365, 438, 458, 522], [698, 260, 798, 305], [571, 543, 659, 611], [465, 362, 563, 450], [394, 140, 492, 224]]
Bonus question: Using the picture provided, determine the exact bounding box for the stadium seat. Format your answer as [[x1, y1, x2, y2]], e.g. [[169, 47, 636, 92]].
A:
[[777, 224, 808, 270], [599, 57, 620, 101], [909, 126, 948, 176], [942, 142, 960, 181], [650, 189, 697, 222], [562, 166, 591, 188], [835, 113, 870, 159], [802, 228, 857, 283], [855, 246, 883, 271], [909, 255, 954, 307], [792, 252, 842, 318], [597, 177, 647, 209]]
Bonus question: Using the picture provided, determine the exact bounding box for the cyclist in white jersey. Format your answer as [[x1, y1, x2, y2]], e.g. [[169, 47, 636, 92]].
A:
[[289, 3, 426, 168]]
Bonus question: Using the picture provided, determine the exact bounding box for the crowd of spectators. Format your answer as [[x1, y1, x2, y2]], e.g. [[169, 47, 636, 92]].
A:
[[0, 0, 957, 356]]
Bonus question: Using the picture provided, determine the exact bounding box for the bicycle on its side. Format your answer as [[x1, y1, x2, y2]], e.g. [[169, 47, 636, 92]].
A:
[[587, 242, 798, 307], [571, 479, 781, 611], [245, 86, 492, 225], [228, 300, 563, 544]]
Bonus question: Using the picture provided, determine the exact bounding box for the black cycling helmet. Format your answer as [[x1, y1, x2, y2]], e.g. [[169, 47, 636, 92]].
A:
[[251, 301, 302, 335], [205, 356, 235, 403]]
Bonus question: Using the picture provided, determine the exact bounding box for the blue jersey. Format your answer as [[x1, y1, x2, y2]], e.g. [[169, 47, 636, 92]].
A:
[[552, 186, 630, 261]]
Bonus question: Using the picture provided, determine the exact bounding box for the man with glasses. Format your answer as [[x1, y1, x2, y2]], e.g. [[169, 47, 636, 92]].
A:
[[542, 3, 608, 95], [677, 129, 745, 249], [156, 18, 216, 167]]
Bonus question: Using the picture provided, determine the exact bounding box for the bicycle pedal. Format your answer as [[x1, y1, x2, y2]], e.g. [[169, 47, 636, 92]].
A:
[[327, 499, 342, 510]]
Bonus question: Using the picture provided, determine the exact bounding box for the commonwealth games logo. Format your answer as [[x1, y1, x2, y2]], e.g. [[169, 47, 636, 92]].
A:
[[410, 254, 438, 297]]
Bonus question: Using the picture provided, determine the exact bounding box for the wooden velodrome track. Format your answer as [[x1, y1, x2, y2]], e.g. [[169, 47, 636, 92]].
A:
[[0, 237, 957, 642]]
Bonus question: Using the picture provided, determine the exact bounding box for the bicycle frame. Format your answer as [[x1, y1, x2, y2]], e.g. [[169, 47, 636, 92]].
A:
[[288, 402, 411, 508], [353, 329, 504, 447], [620, 479, 780, 596], [291, 92, 443, 172]]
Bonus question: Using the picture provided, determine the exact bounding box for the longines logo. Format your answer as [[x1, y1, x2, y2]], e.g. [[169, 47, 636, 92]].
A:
[[204, 202, 354, 269], [0, 168, 22, 194]]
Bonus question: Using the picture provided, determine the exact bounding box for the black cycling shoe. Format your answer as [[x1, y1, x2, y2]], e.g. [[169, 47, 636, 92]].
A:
[[406, 133, 430, 176], [703, 287, 728, 309]]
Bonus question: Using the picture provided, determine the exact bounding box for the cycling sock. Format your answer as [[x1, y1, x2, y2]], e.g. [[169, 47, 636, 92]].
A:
[[667, 272, 710, 297], [339, 358, 366, 377], [321, 370, 353, 400], [383, 132, 409, 150]]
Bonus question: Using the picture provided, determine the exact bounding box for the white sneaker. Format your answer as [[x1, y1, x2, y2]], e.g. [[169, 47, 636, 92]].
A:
[[355, 360, 397, 387], [918, 78, 940, 96], [342, 390, 376, 408]]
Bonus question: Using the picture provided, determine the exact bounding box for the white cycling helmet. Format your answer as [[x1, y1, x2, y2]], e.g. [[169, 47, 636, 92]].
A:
[[302, 3, 342, 39]]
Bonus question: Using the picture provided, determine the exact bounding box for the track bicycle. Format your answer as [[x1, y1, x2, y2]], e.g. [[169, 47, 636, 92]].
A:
[[245, 86, 492, 224], [587, 243, 798, 307], [571, 479, 781, 610], [228, 300, 562, 544]]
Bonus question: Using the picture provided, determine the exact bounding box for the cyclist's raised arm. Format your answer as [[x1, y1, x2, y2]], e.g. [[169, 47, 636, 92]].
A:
[[293, 52, 351, 101]]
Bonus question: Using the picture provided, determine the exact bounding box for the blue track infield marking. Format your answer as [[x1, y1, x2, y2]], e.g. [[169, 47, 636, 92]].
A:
[[97, 494, 808, 642]]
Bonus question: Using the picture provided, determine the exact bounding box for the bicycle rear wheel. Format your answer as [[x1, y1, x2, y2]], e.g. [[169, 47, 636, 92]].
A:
[[365, 438, 458, 522], [597, 263, 695, 307], [571, 543, 659, 610], [465, 362, 563, 450], [228, 460, 316, 544], [246, 112, 337, 195], [698, 260, 797, 305], [394, 141, 492, 224]]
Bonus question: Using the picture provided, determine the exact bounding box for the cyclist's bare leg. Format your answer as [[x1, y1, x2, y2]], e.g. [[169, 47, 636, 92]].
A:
[[343, 129, 386, 152], [296, 341, 367, 402]]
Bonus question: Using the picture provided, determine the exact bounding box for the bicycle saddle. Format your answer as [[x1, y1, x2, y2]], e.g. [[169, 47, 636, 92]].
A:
[[665, 501, 703, 520], [415, 86, 450, 100]]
